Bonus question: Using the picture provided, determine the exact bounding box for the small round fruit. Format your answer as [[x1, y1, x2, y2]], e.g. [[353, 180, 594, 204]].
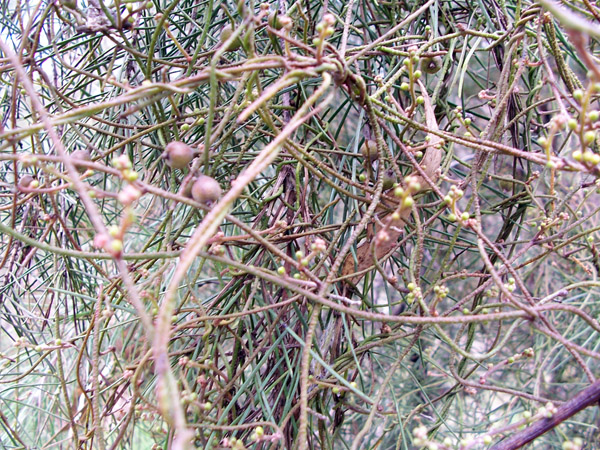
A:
[[71, 149, 91, 173], [163, 141, 194, 169], [18, 175, 35, 189], [220, 25, 242, 52], [181, 176, 197, 198], [191, 175, 222, 206], [360, 139, 379, 162], [382, 168, 396, 190], [420, 55, 443, 74]]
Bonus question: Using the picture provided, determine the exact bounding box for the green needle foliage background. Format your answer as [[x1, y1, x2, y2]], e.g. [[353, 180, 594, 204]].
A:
[[1, 0, 600, 448]]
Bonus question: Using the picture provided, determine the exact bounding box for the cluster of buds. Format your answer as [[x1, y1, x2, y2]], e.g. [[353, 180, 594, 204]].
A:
[[311, 237, 327, 252], [180, 390, 198, 404], [537, 402, 557, 419], [533, 213, 567, 234], [34, 339, 63, 351], [313, 14, 335, 48], [331, 380, 358, 395], [570, 82, 600, 166], [224, 429, 281, 449], [94, 155, 142, 258], [484, 287, 499, 298], [562, 438, 584, 450], [118, 184, 142, 206], [290, 238, 328, 277], [411, 426, 458, 449], [128, 1, 151, 17], [443, 185, 467, 223], [572, 145, 600, 166], [125, 0, 153, 18], [412, 425, 430, 447], [376, 229, 390, 244], [178, 356, 190, 367], [393, 175, 421, 212], [460, 114, 475, 137], [506, 346, 534, 364], [94, 232, 124, 257], [404, 142, 425, 160], [542, 131, 566, 170], [522, 347, 535, 358], [478, 89, 497, 107], [443, 185, 463, 205], [112, 154, 139, 183], [250, 426, 264, 442], [399, 46, 422, 96], [428, 285, 449, 316], [221, 436, 247, 450], [406, 282, 422, 304], [209, 243, 225, 256], [433, 285, 448, 299], [137, 410, 158, 422], [478, 347, 535, 386], [101, 208, 135, 257], [505, 276, 516, 293]]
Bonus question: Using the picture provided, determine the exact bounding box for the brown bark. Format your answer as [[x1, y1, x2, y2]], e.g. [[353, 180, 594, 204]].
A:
[[490, 380, 600, 449]]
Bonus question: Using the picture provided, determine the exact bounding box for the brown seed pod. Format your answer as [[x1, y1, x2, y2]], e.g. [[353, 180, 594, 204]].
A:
[[163, 141, 194, 169], [360, 139, 379, 162], [191, 175, 222, 206], [181, 175, 197, 199], [220, 25, 242, 52], [18, 175, 35, 189], [420, 55, 443, 74], [382, 169, 397, 191], [71, 149, 91, 173]]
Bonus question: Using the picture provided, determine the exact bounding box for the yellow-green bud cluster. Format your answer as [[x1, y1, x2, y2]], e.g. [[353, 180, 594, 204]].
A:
[[505, 276, 516, 292], [250, 425, 265, 442], [393, 175, 421, 212], [433, 285, 448, 299], [313, 14, 335, 47], [562, 438, 584, 450], [537, 402, 557, 419], [406, 282, 422, 304]]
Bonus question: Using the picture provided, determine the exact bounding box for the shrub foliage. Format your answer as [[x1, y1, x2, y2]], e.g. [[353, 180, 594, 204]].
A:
[[1, 0, 600, 448]]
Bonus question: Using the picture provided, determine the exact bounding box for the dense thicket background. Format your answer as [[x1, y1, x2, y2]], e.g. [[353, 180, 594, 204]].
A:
[[1, 0, 600, 448]]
